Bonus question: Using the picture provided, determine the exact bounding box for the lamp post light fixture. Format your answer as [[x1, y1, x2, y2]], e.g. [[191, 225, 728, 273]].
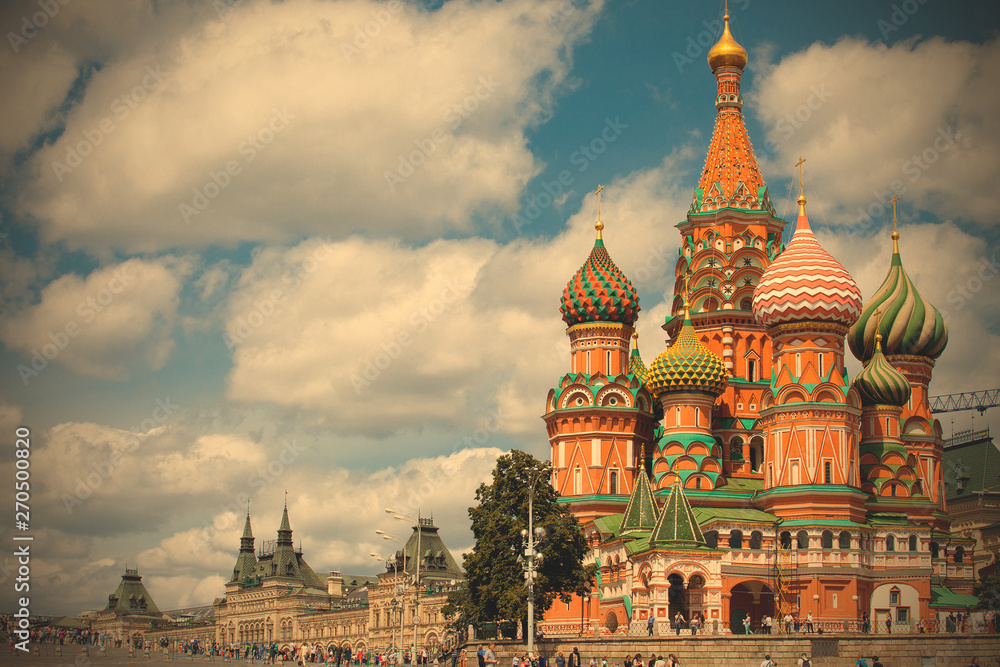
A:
[[852, 594, 859, 633], [372, 552, 402, 664], [521, 471, 547, 654], [386, 509, 423, 665]]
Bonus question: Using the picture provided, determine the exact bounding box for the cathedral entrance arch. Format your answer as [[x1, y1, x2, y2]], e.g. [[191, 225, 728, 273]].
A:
[[667, 573, 687, 619], [729, 581, 774, 634]]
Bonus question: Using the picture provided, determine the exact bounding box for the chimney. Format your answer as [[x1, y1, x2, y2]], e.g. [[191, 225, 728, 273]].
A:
[[328, 571, 344, 597]]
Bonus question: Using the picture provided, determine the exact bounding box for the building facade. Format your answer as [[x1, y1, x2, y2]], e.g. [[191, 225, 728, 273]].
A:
[[541, 11, 977, 637], [210, 505, 463, 654]]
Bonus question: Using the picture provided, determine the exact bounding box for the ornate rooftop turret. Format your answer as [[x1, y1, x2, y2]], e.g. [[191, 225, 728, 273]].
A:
[[560, 188, 639, 326], [646, 295, 728, 400], [692, 10, 771, 214], [753, 173, 862, 329], [628, 332, 649, 383], [848, 203, 948, 361], [231, 505, 259, 585], [853, 330, 912, 407], [649, 478, 706, 547], [619, 448, 658, 537]]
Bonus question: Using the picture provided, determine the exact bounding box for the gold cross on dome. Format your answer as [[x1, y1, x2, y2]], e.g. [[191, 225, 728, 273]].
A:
[[889, 194, 901, 232], [795, 156, 807, 197]]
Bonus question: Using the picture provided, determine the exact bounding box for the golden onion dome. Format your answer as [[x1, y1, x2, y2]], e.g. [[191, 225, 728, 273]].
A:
[[707, 14, 747, 71]]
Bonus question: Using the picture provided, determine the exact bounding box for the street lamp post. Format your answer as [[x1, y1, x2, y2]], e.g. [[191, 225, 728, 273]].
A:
[[386, 509, 422, 666], [521, 471, 546, 655], [376, 531, 407, 663], [372, 552, 403, 665]]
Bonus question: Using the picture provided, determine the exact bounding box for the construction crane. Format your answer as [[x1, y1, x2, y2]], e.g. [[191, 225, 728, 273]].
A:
[[929, 389, 1000, 415]]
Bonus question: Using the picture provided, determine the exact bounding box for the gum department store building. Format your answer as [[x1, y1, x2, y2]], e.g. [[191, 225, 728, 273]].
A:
[[538, 11, 977, 636]]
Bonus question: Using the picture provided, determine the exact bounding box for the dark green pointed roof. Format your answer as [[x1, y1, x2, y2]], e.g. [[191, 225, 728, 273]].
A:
[[649, 479, 705, 547], [231, 511, 259, 584], [619, 470, 659, 536], [104, 568, 163, 617], [393, 518, 464, 584]]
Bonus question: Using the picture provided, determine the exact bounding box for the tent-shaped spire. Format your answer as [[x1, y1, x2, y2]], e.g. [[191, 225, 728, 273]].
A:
[[649, 479, 705, 547], [619, 461, 658, 537]]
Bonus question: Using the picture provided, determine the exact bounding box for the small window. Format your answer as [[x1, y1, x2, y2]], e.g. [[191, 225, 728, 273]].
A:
[[896, 607, 910, 623], [749, 531, 763, 550], [824, 461, 832, 484], [729, 530, 743, 549], [889, 586, 901, 606], [609, 471, 618, 495], [818, 354, 824, 377], [797, 530, 809, 550], [887, 535, 895, 552], [780, 531, 792, 549], [795, 353, 801, 376], [607, 350, 612, 374], [821, 530, 833, 549], [955, 546, 965, 563], [839, 531, 851, 549], [704, 531, 719, 549], [909, 534, 918, 552], [747, 358, 756, 382], [695, 476, 702, 490], [930, 541, 939, 558], [891, 483, 897, 497]]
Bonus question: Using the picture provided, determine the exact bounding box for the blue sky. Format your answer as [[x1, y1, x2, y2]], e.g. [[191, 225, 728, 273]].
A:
[[0, 0, 997, 615]]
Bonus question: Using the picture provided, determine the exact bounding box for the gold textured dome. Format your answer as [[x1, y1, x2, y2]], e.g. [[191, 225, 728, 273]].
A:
[[707, 14, 747, 71]]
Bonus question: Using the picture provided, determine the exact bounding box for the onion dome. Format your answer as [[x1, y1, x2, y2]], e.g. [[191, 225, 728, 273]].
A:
[[560, 217, 640, 326], [853, 332, 912, 407], [646, 304, 728, 399], [752, 195, 862, 328], [707, 13, 747, 71], [628, 332, 648, 382], [848, 227, 948, 361]]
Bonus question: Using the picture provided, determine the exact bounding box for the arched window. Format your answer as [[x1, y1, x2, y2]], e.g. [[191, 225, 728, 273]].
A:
[[729, 530, 743, 549], [797, 531, 809, 550], [954, 546, 965, 563], [818, 354, 824, 377], [573, 466, 582, 495], [606, 350, 612, 374], [930, 541, 939, 559], [839, 531, 851, 549], [909, 534, 918, 552], [609, 470, 618, 495], [824, 461, 832, 484], [748, 531, 763, 550], [780, 531, 792, 549], [821, 530, 833, 549], [695, 476, 702, 490], [886, 535, 895, 552], [704, 530, 719, 548], [747, 358, 756, 382]]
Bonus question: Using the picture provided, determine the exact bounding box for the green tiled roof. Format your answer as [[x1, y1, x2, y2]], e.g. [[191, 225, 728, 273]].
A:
[[692, 506, 776, 525], [930, 586, 980, 609], [619, 471, 659, 536], [715, 477, 764, 492], [867, 511, 911, 526], [650, 480, 704, 547], [594, 513, 625, 541]]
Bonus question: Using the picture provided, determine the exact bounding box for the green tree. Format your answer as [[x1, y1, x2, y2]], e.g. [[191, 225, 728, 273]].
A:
[[443, 450, 593, 638], [975, 572, 1000, 610]]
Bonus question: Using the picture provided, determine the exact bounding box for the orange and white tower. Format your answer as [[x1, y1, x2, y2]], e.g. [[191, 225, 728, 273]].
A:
[[752, 181, 866, 523], [544, 195, 655, 523], [667, 12, 787, 476]]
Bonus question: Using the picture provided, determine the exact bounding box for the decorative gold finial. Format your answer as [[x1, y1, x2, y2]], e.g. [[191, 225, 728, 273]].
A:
[[794, 156, 808, 216], [683, 269, 693, 312], [632, 331, 639, 344], [595, 185, 604, 239], [889, 194, 901, 253]]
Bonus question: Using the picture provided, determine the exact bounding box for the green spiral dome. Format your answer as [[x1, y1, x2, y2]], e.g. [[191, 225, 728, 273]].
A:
[[853, 335, 912, 407]]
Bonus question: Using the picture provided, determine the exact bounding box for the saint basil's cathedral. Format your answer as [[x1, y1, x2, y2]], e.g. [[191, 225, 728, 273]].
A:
[[539, 12, 975, 635]]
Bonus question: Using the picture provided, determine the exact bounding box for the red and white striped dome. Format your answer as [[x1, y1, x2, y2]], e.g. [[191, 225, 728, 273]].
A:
[[752, 196, 862, 328]]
